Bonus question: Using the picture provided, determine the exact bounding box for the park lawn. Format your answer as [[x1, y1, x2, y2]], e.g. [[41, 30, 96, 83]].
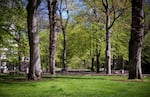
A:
[[0, 74, 150, 97]]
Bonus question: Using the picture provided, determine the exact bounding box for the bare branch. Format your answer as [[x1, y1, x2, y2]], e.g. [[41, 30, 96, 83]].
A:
[[108, 0, 130, 29], [102, 0, 107, 11], [64, 0, 69, 28], [108, 9, 123, 29], [58, 0, 71, 30]]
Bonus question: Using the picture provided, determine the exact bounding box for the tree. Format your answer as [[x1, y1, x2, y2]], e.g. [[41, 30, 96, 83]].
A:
[[89, 3, 101, 73], [47, 0, 58, 75], [128, 0, 144, 79], [57, 0, 70, 71], [0, 0, 28, 72], [66, 22, 92, 69], [27, 0, 42, 80], [102, 0, 128, 74]]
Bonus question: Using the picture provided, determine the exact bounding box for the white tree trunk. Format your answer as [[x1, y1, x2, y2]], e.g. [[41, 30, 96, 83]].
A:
[[106, 10, 111, 75]]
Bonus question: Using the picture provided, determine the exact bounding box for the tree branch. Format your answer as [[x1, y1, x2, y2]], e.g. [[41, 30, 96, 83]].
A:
[[102, 0, 107, 11], [108, 0, 130, 29], [64, 0, 69, 28], [108, 9, 123, 29]]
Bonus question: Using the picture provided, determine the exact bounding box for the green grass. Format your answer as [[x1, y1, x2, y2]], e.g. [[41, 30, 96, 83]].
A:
[[0, 74, 150, 97]]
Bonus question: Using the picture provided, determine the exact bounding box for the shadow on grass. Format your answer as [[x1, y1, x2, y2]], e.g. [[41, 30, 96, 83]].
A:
[[0, 74, 60, 85], [0, 74, 107, 85], [43, 76, 107, 80], [0, 74, 27, 84]]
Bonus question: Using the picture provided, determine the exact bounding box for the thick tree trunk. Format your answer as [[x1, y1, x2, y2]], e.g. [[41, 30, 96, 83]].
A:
[[48, 0, 57, 75], [128, 0, 144, 79], [106, 10, 111, 75], [27, 0, 41, 80], [62, 29, 67, 71]]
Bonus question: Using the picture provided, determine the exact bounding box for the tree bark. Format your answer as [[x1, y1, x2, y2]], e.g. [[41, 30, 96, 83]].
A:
[[128, 0, 144, 79], [48, 0, 58, 75], [102, 0, 125, 75], [106, 9, 111, 75], [27, 0, 41, 80], [58, 0, 69, 72], [62, 28, 67, 71], [102, 0, 112, 75]]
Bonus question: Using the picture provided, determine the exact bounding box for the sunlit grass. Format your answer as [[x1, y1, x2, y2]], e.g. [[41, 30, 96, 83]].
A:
[[0, 74, 150, 97]]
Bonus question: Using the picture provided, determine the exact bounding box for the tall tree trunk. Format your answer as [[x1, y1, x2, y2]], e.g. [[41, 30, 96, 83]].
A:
[[128, 0, 144, 79], [106, 10, 111, 75], [48, 0, 57, 75], [102, 0, 125, 75], [62, 29, 67, 71], [27, 0, 41, 80], [58, 0, 69, 72]]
